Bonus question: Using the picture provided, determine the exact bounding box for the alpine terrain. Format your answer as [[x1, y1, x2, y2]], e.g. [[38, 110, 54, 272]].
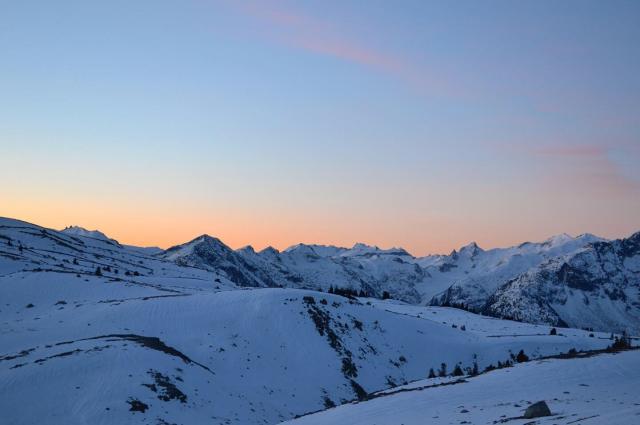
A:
[[1, 216, 638, 425]]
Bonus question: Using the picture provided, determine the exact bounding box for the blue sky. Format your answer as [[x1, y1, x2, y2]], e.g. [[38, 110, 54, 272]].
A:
[[1, 0, 639, 254]]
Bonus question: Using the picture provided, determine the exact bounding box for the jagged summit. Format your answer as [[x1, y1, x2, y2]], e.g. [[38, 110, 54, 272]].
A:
[[351, 242, 377, 250], [237, 245, 256, 254], [61, 225, 120, 246], [458, 241, 482, 256], [164, 234, 231, 254], [259, 246, 280, 255], [284, 243, 320, 255], [191, 234, 226, 245], [62, 225, 110, 240], [541, 233, 574, 247], [345, 243, 412, 258]]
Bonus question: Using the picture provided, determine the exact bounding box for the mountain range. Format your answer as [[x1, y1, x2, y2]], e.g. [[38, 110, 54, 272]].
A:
[[0, 215, 637, 425], [157, 226, 640, 333], [1, 216, 638, 333]]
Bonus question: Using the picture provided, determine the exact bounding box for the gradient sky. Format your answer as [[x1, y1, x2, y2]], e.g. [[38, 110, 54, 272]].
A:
[[1, 0, 639, 255]]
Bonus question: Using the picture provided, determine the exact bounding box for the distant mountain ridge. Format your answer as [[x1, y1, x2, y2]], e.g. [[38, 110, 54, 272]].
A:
[[155, 225, 640, 333], [2, 216, 639, 333]]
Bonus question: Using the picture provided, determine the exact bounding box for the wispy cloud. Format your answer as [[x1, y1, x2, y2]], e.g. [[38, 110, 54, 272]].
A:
[[240, 2, 402, 70], [508, 141, 640, 196], [531, 144, 608, 158], [231, 1, 455, 97]]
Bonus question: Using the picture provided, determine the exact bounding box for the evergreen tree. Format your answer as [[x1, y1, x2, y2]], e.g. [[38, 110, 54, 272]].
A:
[[516, 349, 529, 363], [428, 368, 436, 379], [438, 363, 447, 377], [95, 267, 102, 276], [452, 364, 464, 376]]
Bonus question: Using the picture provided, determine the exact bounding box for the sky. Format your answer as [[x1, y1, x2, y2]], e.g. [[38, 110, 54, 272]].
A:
[[1, 0, 639, 256]]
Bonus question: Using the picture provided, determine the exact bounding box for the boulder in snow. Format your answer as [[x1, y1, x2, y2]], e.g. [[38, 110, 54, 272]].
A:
[[523, 400, 551, 418]]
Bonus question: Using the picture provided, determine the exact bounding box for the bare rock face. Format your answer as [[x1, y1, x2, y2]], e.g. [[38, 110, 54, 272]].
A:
[[524, 400, 552, 418]]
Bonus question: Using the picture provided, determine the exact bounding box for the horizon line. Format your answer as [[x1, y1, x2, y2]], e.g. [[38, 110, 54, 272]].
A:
[[4, 215, 637, 259]]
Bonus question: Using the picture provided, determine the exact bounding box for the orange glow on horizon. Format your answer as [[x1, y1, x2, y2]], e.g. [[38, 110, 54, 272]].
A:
[[3, 194, 638, 257]]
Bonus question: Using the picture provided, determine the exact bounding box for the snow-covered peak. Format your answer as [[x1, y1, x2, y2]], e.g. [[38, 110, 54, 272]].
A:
[[344, 243, 411, 258], [351, 242, 377, 251], [535, 233, 604, 256], [458, 242, 483, 257], [237, 245, 256, 255], [162, 234, 233, 260], [259, 246, 280, 255], [61, 225, 112, 241], [159, 234, 273, 287], [284, 243, 319, 255], [60, 225, 120, 246], [542, 233, 574, 247], [309, 245, 348, 257], [284, 243, 349, 258]]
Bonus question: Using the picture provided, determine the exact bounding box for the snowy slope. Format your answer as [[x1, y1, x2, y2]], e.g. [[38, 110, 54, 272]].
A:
[[0, 216, 618, 425], [483, 232, 640, 333], [1, 283, 610, 425], [284, 349, 640, 425], [424, 234, 603, 307], [0, 217, 232, 292]]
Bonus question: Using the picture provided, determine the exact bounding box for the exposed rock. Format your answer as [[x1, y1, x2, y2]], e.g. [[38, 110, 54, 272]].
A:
[[127, 398, 149, 413], [523, 400, 551, 418]]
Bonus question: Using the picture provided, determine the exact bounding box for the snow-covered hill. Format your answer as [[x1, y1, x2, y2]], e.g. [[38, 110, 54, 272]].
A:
[[0, 216, 623, 425], [283, 349, 640, 425], [2, 283, 611, 425]]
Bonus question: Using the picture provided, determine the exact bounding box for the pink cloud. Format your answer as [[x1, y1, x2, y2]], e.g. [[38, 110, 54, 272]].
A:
[[232, 1, 456, 97], [511, 142, 639, 195], [288, 34, 406, 76], [531, 144, 608, 158], [239, 2, 398, 68]]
